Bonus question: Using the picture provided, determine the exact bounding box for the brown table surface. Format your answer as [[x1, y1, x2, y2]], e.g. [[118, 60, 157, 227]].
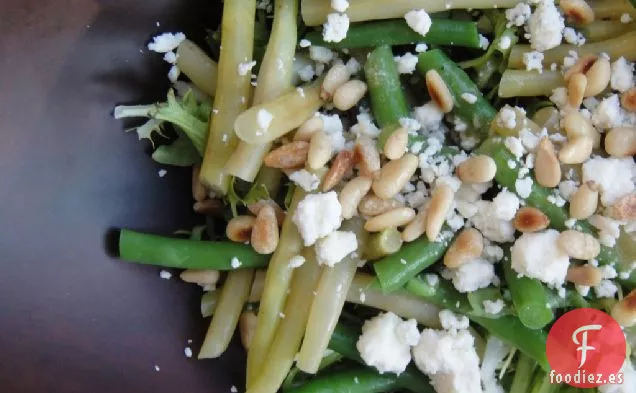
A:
[[0, 1, 245, 392]]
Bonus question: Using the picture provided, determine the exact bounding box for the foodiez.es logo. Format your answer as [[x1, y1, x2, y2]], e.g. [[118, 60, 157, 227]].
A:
[[546, 308, 626, 388]]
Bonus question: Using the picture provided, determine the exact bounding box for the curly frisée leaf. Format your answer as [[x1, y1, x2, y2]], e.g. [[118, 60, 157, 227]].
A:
[[227, 178, 272, 218], [151, 131, 200, 166]]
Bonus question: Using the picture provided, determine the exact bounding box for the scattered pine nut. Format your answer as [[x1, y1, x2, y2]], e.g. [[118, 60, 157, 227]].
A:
[[226, 215, 256, 242], [557, 230, 601, 260], [333, 80, 367, 111], [513, 207, 550, 232], [307, 131, 333, 169], [371, 154, 419, 199], [443, 228, 483, 268], [535, 138, 561, 188], [566, 264, 602, 286], [364, 207, 416, 232], [339, 176, 373, 219], [456, 155, 497, 184], [264, 141, 309, 169], [425, 70, 454, 113], [383, 127, 409, 160], [425, 183, 454, 241], [251, 205, 279, 254]]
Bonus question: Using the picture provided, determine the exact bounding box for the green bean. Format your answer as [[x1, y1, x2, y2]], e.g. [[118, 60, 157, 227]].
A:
[[199, 268, 254, 358], [576, 20, 636, 42], [364, 45, 409, 132], [416, 49, 497, 144], [286, 367, 399, 393], [363, 228, 403, 260], [282, 350, 344, 391], [588, 0, 636, 20], [498, 70, 564, 98], [373, 235, 450, 293], [503, 255, 554, 329], [300, 0, 523, 26], [303, 19, 480, 49], [466, 288, 511, 318], [510, 353, 536, 393], [118, 229, 269, 269], [225, 0, 298, 182], [247, 248, 322, 393], [176, 39, 218, 97], [406, 276, 550, 370], [508, 31, 636, 69], [296, 218, 367, 374], [201, 290, 220, 317], [476, 138, 620, 266], [199, 0, 256, 194]]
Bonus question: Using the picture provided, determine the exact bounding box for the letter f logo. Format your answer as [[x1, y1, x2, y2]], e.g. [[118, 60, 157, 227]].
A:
[[572, 324, 602, 368]]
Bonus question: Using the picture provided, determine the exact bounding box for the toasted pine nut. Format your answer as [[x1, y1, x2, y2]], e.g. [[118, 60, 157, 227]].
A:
[[192, 164, 207, 202], [383, 127, 409, 160], [621, 87, 636, 112], [569, 182, 599, 219], [194, 199, 223, 215], [294, 117, 324, 141], [610, 193, 636, 221], [425, 70, 454, 113], [401, 207, 428, 242], [564, 54, 597, 82], [372, 154, 419, 199], [605, 127, 636, 157], [557, 230, 601, 260], [323, 150, 356, 191], [443, 228, 483, 268], [456, 155, 497, 184], [180, 269, 221, 286], [264, 141, 309, 169], [610, 289, 636, 327], [560, 0, 595, 24], [339, 176, 373, 219], [567, 73, 587, 108], [583, 57, 610, 97], [354, 137, 381, 177], [426, 184, 454, 241], [251, 205, 279, 254], [535, 138, 561, 188], [513, 207, 550, 232], [239, 311, 258, 349], [249, 270, 266, 302], [561, 111, 600, 148], [559, 137, 593, 164], [364, 207, 416, 232], [333, 80, 367, 111], [307, 131, 333, 169], [566, 265, 602, 286], [321, 63, 350, 100], [358, 194, 405, 216], [226, 215, 256, 242], [247, 200, 286, 226]]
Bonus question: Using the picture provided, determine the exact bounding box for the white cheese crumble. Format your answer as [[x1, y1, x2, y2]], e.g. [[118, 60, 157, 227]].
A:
[[563, 27, 586, 46], [394, 53, 419, 74], [357, 312, 420, 374], [331, 0, 349, 12], [582, 156, 635, 206], [504, 136, 525, 158], [505, 3, 531, 27], [414, 102, 445, 132], [309, 46, 334, 63], [549, 87, 569, 109], [497, 105, 517, 129], [319, 113, 346, 151], [447, 258, 498, 293], [415, 43, 429, 52], [238, 60, 257, 76], [405, 9, 433, 37], [439, 310, 469, 331], [595, 280, 619, 298], [289, 255, 306, 268], [514, 177, 533, 199], [523, 51, 544, 73], [314, 230, 358, 266], [289, 169, 320, 192], [256, 109, 273, 131], [297, 65, 315, 82], [350, 112, 381, 138], [470, 200, 516, 243], [231, 257, 242, 269], [184, 347, 193, 358], [610, 57, 635, 92], [498, 36, 512, 50], [461, 93, 478, 104], [158, 169, 168, 178], [526, 0, 564, 51], [147, 32, 186, 53], [588, 214, 621, 247], [323, 13, 350, 43], [483, 299, 505, 315], [620, 13, 633, 23], [591, 94, 621, 129], [159, 270, 172, 279], [479, 34, 490, 50], [167, 65, 180, 82], [511, 229, 570, 287], [292, 192, 343, 246], [230, 386, 238, 393], [163, 51, 178, 64], [492, 190, 521, 221], [299, 39, 311, 48]]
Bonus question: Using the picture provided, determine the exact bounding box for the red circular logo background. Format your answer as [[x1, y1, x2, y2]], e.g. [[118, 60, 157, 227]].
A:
[[546, 308, 626, 388]]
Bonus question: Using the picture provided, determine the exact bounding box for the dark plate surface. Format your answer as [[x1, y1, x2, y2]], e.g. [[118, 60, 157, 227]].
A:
[[0, 1, 244, 392]]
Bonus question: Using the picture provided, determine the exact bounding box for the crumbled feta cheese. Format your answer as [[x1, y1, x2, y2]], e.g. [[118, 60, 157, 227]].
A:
[[481, 336, 509, 393], [599, 265, 618, 279], [523, 51, 544, 73], [511, 229, 570, 287], [184, 347, 193, 358], [504, 136, 525, 158], [293, 192, 343, 245], [498, 36, 512, 50], [357, 312, 420, 374], [483, 244, 504, 263], [595, 280, 619, 298], [576, 284, 591, 297], [158, 169, 168, 178], [526, 0, 564, 51], [289, 255, 306, 268], [331, 0, 349, 12], [599, 359, 636, 393], [350, 112, 380, 138], [231, 257, 242, 269], [470, 201, 516, 243], [154, 365, 160, 371], [505, 3, 531, 27], [315, 230, 358, 266], [414, 102, 445, 132], [299, 39, 311, 48], [323, 13, 350, 43], [563, 27, 585, 46], [412, 329, 482, 393], [514, 177, 533, 199], [558, 180, 578, 201], [492, 190, 520, 221], [163, 51, 178, 64], [319, 113, 346, 151], [563, 50, 579, 69], [238, 60, 257, 76], [297, 65, 315, 82], [425, 273, 440, 287], [147, 32, 186, 53], [582, 156, 635, 206], [399, 117, 422, 132], [497, 106, 517, 130], [461, 93, 478, 104], [405, 9, 433, 37], [549, 87, 569, 109], [256, 109, 273, 131], [394, 53, 419, 74], [592, 94, 621, 129], [345, 57, 361, 74], [479, 34, 490, 50], [309, 46, 334, 63], [610, 57, 635, 92], [447, 258, 498, 293], [620, 13, 633, 24], [439, 310, 469, 331], [415, 43, 429, 52], [167, 65, 180, 82], [588, 214, 621, 247], [483, 299, 505, 315], [159, 270, 172, 279], [289, 169, 320, 192]]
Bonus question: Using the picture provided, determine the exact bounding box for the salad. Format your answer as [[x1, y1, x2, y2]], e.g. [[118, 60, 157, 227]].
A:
[[113, 0, 636, 392]]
